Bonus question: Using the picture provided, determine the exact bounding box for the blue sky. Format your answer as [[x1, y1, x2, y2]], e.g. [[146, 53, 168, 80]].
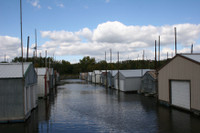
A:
[[0, 0, 200, 63]]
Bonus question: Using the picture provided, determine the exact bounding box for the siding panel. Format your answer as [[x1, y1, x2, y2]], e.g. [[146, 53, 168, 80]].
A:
[[158, 56, 200, 111]]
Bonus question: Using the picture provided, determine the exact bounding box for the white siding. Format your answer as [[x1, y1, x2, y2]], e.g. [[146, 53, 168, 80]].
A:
[[120, 80, 124, 91], [37, 76, 45, 98]]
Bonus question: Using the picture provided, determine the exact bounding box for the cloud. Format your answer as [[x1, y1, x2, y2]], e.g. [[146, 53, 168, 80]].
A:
[[76, 28, 93, 42], [47, 6, 52, 10], [41, 30, 81, 43], [57, 3, 64, 8], [28, 0, 41, 8], [38, 21, 200, 62], [1, 21, 200, 63], [0, 36, 21, 61], [105, 0, 110, 3], [93, 21, 200, 47]]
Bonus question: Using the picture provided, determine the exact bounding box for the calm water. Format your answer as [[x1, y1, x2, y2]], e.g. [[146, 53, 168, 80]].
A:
[[1, 79, 200, 133]]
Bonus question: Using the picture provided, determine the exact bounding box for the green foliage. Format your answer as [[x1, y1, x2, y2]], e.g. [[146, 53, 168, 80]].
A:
[[12, 56, 168, 76]]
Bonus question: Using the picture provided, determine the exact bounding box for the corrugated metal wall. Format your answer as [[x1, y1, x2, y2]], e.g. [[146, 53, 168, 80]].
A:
[[141, 73, 156, 93], [25, 64, 37, 86], [158, 56, 200, 111], [0, 79, 24, 121], [125, 78, 141, 91]]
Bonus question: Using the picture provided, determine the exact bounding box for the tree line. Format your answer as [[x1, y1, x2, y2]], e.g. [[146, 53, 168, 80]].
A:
[[8, 56, 168, 75]]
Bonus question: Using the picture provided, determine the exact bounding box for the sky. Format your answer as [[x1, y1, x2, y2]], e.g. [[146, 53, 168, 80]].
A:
[[0, 0, 200, 63]]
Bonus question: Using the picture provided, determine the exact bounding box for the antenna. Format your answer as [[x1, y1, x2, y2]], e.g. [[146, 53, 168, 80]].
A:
[[110, 49, 112, 63], [105, 51, 107, 89], [4, 54, 6, 62], [174, 27, 177, 55], [155, 40, 157, 69], [158, 35, 160, 65], [117, 51, 120, 91], [20, 0, 24, 77], [35, 29, 37, 58], [26, 36, 29, 61], [167, 52, 168, 59], [191, 44, 193, 54], [143, 50, 145, 61], [45, 50, 47, 68]]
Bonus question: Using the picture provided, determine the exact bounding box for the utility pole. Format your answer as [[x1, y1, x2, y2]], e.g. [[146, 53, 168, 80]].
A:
[[155, 40, 157, 70], [4, 54, 6, 62], [45, 50, 47, 68], [26, 36, 29, 61], [35, 29, 37, 58], [191, 44, 193, 54], [174, 27, 177, 55], [155, 40, 158, 100], [117, 51, 120, 92], [110, 49, 112, 64], [20, 0, 24, 77], [167, 52, 168, 59], [105, 51, 107, 89], [49, 57, 51, 68], [158, 35, 160, 66]]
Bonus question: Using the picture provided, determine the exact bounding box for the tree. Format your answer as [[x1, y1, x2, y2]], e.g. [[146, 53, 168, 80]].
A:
[[79, 56, 96, 72]]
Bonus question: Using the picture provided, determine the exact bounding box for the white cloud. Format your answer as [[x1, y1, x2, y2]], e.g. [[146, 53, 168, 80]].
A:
[[41, 30, 81, 43], [2, 21, 200, 63], [39, 21, 200, 62], [92, 21, 200, 47], [29, 0, 41, 8], [0, 36, 21, 61], [47, 6, 52, 10], [57, 3, 64, 8], [76, 28, 93, 42], [105, 0, 110, 3]]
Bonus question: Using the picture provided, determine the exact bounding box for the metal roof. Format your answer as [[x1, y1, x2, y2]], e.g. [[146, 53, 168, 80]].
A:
[[0, 62, 32, 78], [119, 69, 151, 78], [111, 70, 118, 76], [181, 54, 200, 63], [143, 70, 157, 79], [35, 68, 48, 76]]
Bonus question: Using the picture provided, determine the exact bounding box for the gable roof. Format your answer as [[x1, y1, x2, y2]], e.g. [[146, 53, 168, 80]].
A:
[[35, 68, 48, 76], [111, 70, 118, 76], [0, 62, 32, 78], [181, 54, 200, 63], [118, 69, 151, 78], [143, 71, 157, 79], [158, 53, 200, 71]]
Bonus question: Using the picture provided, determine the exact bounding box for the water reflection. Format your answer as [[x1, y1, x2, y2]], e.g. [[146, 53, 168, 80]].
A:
[[0, 79, 200, 133]]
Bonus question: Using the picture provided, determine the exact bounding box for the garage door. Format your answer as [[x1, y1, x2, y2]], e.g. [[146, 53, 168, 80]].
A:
[[171, 81, 190, 110]]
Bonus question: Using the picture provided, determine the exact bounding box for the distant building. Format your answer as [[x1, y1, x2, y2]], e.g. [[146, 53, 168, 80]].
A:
[[35, 68, 50, 98], [92, 70, 101, 84], [114, 69, 151, 92], [79, 72, 88, 80], [158, 54, 200, 113], [49, 68, 54, 89], [87, 72, 92, 82], [100, 70, 118, 88], [0, 62, 37, 123]]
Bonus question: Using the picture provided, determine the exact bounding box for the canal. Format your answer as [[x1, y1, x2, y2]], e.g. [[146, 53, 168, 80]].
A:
[[1, 79, 200, 133]]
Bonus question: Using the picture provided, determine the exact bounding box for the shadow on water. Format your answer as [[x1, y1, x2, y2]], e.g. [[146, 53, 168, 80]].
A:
[[1, 79, 200, 133]]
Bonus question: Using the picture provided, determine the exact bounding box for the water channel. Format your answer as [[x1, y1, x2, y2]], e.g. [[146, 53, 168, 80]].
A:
[[1, 79, 200, 133]]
